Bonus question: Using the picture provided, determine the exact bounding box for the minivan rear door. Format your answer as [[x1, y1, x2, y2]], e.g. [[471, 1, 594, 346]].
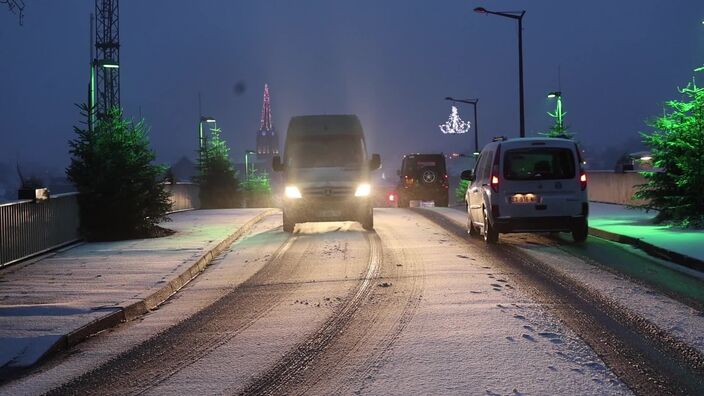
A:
[[500, 146, 581, 217]]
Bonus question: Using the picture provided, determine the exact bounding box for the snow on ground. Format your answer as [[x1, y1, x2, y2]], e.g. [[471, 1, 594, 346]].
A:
[[0, 209, 269, 374], [359, 209, 630, 395], [432, 207, 704, 357], [0, 217, 365, 395], [590, 202, 704, 262]]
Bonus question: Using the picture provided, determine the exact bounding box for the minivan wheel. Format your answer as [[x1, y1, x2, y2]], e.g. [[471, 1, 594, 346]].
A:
[[572, 219, 588, 243], [283, 212, 295, 233], [468, 218, 480, 237], [483, 209, 498, 244]]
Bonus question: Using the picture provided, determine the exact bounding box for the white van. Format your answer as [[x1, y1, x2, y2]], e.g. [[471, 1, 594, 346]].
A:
[[460, 137, 588, 244], [272, 115, 381, 232]]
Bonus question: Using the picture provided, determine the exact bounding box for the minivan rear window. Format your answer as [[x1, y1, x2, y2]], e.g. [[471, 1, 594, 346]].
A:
[[503, 148, 575, 180]]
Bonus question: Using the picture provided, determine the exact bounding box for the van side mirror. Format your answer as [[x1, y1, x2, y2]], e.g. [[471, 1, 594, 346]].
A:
[[369, 153, 381, 171], [460, 169, 474, 181], [272, 155, 284, 172]]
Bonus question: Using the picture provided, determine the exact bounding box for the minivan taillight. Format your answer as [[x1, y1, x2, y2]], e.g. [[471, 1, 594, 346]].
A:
[[491, 174, 499, 193], [579, 171, 587, 191], [491, 144, 502, 193]]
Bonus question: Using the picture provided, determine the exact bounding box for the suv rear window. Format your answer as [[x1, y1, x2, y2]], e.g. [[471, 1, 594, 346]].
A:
[[503, 148, 575, 180], [402, 156, 446, 174]]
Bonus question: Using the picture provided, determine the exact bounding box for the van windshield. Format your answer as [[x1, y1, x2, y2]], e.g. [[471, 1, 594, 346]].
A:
[[286, 135, 365, 168], [503, 148, 575, 180]]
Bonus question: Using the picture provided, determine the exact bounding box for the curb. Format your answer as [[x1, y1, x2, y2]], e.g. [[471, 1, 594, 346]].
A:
[[73, 208, 278, 336], [1, 209, 277, 378], [588, 226, 704, 273]]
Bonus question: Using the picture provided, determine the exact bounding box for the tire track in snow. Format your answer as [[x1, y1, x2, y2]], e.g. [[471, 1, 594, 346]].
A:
[[414, 208, 704, 396], [283, 213, 426, 395], [239, 231, 383, 396], [338, 216, 426, 395], [46, 232, 305, 396]]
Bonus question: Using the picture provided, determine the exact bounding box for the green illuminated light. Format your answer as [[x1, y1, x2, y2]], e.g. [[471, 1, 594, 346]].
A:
[[102, 64, 119, 69]]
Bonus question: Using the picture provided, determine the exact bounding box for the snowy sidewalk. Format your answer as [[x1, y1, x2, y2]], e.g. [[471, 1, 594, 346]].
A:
[[589, 203, 704, 271], [0, 208, 275, 375]]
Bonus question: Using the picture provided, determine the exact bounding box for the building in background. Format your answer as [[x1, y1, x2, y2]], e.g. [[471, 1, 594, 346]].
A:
[[256, 84, 280, 161]]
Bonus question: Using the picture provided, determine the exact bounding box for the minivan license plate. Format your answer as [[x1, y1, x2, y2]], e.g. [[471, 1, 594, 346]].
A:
[[511, 194, 540, 204]]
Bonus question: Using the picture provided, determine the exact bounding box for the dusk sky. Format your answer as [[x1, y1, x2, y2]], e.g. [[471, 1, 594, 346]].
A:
[[1, 1, 703, 173]]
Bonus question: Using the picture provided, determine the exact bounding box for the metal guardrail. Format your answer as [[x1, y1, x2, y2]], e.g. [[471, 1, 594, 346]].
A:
[[0, 184, 201, 268], [0, 192, 81, 268]]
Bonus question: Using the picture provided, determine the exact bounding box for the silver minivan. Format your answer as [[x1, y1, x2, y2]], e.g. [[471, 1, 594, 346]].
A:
[[461, 137, 588, 244], [273, 115, 381, 232]]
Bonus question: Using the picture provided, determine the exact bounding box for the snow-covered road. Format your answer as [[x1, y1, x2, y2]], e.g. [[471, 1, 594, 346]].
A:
[[3, 208, 703, 395]]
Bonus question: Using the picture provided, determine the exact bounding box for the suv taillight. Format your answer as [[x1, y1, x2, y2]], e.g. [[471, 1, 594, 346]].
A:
[[579, 171, 587, 191]]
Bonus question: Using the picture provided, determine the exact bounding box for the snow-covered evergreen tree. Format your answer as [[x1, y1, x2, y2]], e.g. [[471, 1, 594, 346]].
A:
[[634, 79, 704, 228], [197, 127, 241, 208]]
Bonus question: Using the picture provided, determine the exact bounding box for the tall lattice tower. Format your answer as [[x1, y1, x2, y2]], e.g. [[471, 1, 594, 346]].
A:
[[95, 0, 120, 118], [256, 84, 280, 159]]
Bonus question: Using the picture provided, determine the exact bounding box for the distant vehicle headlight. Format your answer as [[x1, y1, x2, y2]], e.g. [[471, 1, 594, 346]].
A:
[[285, 186, 302, 199], [355, 183, 371, 197]]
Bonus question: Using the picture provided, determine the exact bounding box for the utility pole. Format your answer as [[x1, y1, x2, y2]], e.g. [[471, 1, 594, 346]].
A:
[[2, 0, 25, 25], [95, 0, 120, 119], [88, 13, 96, 131]]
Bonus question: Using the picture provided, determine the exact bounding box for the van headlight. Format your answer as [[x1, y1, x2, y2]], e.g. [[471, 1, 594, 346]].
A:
[[354, 183, 371, 197], [285, 186, 302, 199]]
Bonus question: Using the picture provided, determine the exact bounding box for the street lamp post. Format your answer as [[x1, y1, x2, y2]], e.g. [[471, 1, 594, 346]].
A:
[[88, 59, 119, 131], [547, 91, 563, 130], [445, 97, 480, 155], [198, 116, 216, 167], [244, 150, 256, 179], [474, 7, 526, 138]]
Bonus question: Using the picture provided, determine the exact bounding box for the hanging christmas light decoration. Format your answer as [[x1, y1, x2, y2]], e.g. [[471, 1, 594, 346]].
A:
[[439, 106, 471, 134]]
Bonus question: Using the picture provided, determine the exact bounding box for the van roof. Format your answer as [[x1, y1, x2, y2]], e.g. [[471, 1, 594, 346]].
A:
[[287, 114, 363, 137], [483, 137, 576, 150]]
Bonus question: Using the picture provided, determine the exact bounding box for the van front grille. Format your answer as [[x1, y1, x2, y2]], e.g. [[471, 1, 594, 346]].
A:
[[302, 186, 354, 198]]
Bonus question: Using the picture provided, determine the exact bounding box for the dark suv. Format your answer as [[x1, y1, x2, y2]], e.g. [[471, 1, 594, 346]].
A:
[[396, 154, 449, 207]]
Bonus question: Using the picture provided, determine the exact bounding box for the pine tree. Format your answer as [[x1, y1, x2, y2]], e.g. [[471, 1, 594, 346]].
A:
[[541, 104, 574, 139], [634, 79, 704, 228], [67, 106, 172, 240], [241, 169, 272, 207], [455, 179, 469, 204], [197, 127, 241, 208]]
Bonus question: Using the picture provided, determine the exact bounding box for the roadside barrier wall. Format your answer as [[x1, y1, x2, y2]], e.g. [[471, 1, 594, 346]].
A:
[[587, 170, 648, 206], [164, 182, 200, 212]]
